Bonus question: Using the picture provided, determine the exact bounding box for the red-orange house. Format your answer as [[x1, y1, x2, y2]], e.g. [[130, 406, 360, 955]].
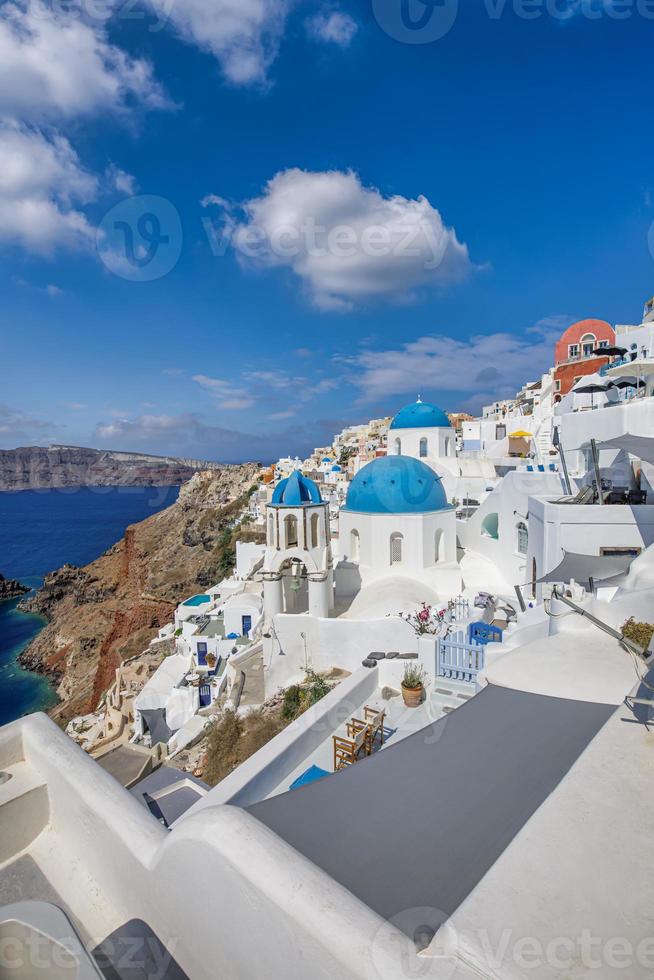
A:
[[553, 318, 615, 397]]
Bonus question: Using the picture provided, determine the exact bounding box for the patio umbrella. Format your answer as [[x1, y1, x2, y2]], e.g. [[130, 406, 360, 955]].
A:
[[593, 345, 627, 358], [607, 375, 645, 390], [572, 372, 610, 409]]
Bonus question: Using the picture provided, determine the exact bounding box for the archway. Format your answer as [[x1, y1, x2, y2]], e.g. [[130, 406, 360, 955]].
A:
[[284, 514, 298, 548], [310, 512, 320, 549], [481, 513, 499, 540]]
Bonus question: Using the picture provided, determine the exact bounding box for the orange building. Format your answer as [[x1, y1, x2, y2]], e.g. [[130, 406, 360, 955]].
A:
[[553, 318, 615, 396]]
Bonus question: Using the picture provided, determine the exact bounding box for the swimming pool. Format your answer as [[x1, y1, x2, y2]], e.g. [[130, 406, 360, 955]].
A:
[[183, 594, 211, 607]]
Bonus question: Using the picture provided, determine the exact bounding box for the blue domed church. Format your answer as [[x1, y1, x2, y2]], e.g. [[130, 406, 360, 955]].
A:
[[337, 451, 462, 597], [386, 397, 461, 500]]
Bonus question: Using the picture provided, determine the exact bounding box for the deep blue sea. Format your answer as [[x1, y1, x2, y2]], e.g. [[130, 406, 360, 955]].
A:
[[0, 486, 179, 726]]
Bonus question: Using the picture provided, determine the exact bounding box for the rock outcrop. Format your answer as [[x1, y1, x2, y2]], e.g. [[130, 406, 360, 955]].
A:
[[0, 573, 30, 601], [0, 445, 231, 491], [18, 465, 264, 724]]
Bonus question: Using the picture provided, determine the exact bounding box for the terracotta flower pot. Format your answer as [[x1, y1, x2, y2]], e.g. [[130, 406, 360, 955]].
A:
[[401, 683, 423, 708]]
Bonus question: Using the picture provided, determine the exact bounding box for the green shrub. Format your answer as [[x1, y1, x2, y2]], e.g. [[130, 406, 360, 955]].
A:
[[203, 710, 243, 786], [282, 685, 302, 720], [303, 668, 330, 706], [621, 617, 654, 651]]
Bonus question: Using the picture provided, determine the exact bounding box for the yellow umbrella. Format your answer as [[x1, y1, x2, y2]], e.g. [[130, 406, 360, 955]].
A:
[[509, 429, 532, 438]]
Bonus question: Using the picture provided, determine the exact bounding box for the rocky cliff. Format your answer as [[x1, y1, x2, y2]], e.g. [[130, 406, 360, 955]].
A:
[[0, 445, 227, 491], [18, 465, 264, 724], [0, 573, 29, 600]]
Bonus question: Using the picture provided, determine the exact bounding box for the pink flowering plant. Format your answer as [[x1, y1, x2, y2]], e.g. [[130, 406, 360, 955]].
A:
[[399, 602, 447, 636]]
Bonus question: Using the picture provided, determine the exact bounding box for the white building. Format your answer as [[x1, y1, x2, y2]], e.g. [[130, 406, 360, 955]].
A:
[[262, 470, 333, 622], [337, 454, 462, 597]]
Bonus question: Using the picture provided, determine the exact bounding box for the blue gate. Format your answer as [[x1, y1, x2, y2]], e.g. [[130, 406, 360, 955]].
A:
[[437, 630, 485, 684]]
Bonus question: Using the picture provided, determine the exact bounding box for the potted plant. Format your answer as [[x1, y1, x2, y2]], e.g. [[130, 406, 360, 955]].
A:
[[401, 663, 425, 708]]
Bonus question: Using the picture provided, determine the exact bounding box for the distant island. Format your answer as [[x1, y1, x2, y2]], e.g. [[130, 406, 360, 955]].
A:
[[0, 445, 229, 491], [0, 573, 30, 601]]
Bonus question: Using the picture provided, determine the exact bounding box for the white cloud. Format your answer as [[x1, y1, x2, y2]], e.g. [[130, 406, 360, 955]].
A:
[[0, 1, 168, 121], [192, 373, 256, 410], [144, 0, 289, 86], [46, 283, 64, 296], [268, 409, 295, 420], [0, 403, 54, 446], [106, 163, 137, 195], [347, 321, 566, 405], [306, 10, 357, 47], [218, 168, 474, 310], [0, 121, 97, 252], [92, 410, 320, 462]]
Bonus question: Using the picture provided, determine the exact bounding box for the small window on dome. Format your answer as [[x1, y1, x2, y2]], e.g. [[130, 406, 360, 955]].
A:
[[419, 437, 428, 458]]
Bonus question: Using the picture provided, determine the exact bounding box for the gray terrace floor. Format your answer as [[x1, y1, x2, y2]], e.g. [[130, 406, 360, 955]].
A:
[[264, 677, 475, 800], [248, 685, 614, 939], [95, 745, 152, 788]]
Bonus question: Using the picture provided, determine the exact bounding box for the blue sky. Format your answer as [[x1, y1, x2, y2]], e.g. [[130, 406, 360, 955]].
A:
[[1, 0, 653, 462]]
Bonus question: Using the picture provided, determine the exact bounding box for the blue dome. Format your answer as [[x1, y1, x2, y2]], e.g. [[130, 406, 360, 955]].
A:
[[322, 456, 332, 463], [343, 456, 449, 514], [271, 471, 323, 506], [390, 400, 451, 430], [331, 464, 342, 472]]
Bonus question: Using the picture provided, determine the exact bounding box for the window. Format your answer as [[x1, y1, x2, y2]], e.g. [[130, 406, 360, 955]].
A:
[[390, 532, 403, 565], [268, 513, 275, 547], [284, 514, 298, 548], [600, 546, 641, 557], [197, 642, 207, 666], [350, 529, 360, 562], [495, 424, 506, 440], [394, 437, 402, 455], [554, 379, 561, 392], [310, 513, 320, 548], [568, 344, 579, 359], [581, 333, 596, 358], [419, 437, 428, 458], [516, 522, 528, 555], [598, 340, 608, 349], [481, 513, 499, 540]]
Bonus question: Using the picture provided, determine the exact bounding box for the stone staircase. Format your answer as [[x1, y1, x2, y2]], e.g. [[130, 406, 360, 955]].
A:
[[431, 677, 476, 717]]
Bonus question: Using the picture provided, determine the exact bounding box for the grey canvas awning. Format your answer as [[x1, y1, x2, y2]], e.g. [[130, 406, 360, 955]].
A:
[[246, 687, 613, 938], [139, 708, 173, 746], [533, 550, 636, 586], [597, 434, 654, 464]]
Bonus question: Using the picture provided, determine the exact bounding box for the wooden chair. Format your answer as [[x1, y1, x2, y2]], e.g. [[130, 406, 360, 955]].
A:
[[346, 706, 386, 754], [333, 726, 368, 771]]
